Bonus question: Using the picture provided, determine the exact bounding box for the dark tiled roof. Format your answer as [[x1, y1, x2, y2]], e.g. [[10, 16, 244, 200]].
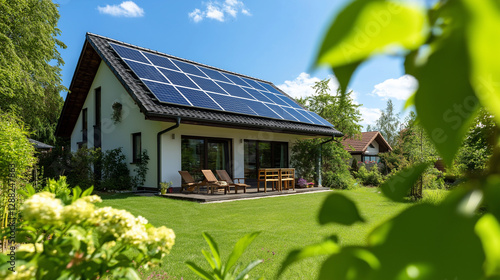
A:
[[56, 33, 343, 137], [341, 131, 392, 153]]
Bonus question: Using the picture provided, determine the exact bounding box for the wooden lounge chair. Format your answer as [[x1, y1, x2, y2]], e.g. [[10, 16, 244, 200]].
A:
[[280, 168, 295, 191], [201, 170, 229, 194], [178, 171, 204, 193], [216, 170, 249, 194]]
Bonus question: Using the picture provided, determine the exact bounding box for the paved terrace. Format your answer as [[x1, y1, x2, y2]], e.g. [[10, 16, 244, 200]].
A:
[[155, 186, 331, 203]]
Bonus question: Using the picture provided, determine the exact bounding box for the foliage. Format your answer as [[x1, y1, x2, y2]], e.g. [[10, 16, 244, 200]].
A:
[[160, 181, 172, 191], [132, 150, 150, 189], [0, 178, 175, 280], [455, 108, 496, 174], [354, 165, 384, 187], [290, 139, 320, 182], [323, 170, 358, 190], [0, 0, 66, 145], [66, 147, 100, 190], [281, 0, 500, 279], [0, 111, 36, 183], [422, 167, 445, 190], [101, 148, 132, 191], [111, 102, 123, 124], [186, 232, 263, 280], [298, 79, 362, 139], [371, 100, 401, 147], [380, 111, 437, 174]]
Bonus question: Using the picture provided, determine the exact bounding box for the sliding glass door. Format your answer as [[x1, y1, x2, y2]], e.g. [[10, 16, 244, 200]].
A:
[[244, 140, 289, 180], [181, 136, 231, 181]]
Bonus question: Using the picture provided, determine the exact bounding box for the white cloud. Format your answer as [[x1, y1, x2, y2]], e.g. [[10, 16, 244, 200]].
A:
[[98, 1, 144, 17], [206, 3, 225, 21], [189, 0, 250, 23], [359, 107, 382, 127], [372, 74, 418, 100], [188, 9, 203, 23], [277, 72, 339, 99]]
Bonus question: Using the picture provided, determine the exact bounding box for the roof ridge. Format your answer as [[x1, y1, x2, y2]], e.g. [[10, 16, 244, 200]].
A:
[[86, 32, 275, 85]]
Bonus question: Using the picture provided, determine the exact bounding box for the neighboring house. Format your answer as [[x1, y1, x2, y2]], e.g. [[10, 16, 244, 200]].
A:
[[55, 33, 342, 189], [342, 131, 392, 163]]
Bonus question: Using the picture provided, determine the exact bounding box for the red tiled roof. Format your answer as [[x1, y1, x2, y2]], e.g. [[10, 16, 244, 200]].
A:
[[341, 131, 392, 154]]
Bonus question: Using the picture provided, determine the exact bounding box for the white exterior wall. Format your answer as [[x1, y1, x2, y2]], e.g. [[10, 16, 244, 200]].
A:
[[70, 61, 318, 188], [365, 140, 380, 156]]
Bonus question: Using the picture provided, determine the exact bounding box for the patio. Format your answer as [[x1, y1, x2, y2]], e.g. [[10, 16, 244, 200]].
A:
[[158, 186, 331, 203]]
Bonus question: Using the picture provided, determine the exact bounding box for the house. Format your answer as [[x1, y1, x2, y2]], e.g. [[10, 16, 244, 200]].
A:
[[55, 33, 342, 189], [341, 131, 392, 163]]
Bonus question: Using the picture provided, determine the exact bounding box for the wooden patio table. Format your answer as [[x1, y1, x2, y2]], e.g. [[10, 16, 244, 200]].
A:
[[257, 168, 295, 192]]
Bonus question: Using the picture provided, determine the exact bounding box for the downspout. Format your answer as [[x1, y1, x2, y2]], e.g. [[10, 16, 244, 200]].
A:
[[317, 136, 335, 187], [157, 117, 181, 189]]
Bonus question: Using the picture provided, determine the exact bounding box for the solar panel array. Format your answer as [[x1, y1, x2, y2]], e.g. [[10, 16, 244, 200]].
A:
[[109, 42, 332, 127]]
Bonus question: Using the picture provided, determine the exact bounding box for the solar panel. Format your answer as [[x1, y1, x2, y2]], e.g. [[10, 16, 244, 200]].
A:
[[110, 43, 150, 64], [109, 41, 333, 127], [189, 75, 228, 95], [243, 88, 275, 103], [143, 53, 179, 71], [216, 82, 254, 99], [143, 81, 191, 106], [176, 87, 222, 110], [171, 59, 207, 77], [199, 67, 233, 83], [158, 68, 199, 89], [222, 73, 251, 87], [258, 82, 283, 95], [124, 60, 169, 83]]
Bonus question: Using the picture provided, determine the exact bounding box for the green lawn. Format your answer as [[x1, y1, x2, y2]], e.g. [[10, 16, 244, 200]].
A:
[[100, 188, 410, 279]]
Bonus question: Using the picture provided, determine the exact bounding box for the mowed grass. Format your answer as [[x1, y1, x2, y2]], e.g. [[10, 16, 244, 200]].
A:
[[100, 188, 410, 279]]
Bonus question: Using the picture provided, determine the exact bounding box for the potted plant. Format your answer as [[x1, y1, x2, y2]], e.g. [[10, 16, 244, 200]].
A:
[[160, 181, 172, 195]]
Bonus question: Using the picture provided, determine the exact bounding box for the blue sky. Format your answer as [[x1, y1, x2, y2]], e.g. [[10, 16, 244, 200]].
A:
[[56, 0, 416, 128]]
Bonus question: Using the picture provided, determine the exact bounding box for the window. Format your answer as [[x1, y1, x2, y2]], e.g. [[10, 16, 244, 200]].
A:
[[362, 155, 380, 163], [369, 143, 375, 149], [82, 108, 88, 142], [181, 136, 232, 181], [132, 133, 142, 163], [244, 140, 288, 180]]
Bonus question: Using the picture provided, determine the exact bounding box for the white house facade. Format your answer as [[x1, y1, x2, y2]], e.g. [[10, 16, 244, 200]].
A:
[[56, 33, 342, 189]]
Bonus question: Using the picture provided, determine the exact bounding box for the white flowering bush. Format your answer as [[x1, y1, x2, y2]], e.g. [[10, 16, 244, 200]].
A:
[[0, 178, 175, 279]]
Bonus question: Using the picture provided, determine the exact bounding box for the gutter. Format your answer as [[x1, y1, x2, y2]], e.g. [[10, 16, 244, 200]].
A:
[[157, 117, 181, 189]]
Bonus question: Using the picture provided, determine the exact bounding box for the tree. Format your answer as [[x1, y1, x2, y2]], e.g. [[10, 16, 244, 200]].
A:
[[300, 78, 362, 139], [292, 78, 361, 187], [0, 0, 66, 144], [372, 99, 400, 147]]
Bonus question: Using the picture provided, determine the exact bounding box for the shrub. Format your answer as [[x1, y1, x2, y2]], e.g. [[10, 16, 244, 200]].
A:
[[67, 147, 100, 189], [355, 165, 384, 187], [0, 111, 36, 183], [323, 171, 358, 190], [0, 178, 175, 279], [423, 167, 445, 189], [101, 148, 131, 191], [132, 150, 150, 189]]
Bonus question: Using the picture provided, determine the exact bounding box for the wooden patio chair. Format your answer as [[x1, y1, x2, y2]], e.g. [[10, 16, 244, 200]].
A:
[[216, 170, 249, 194], [178, 171, 204, 193], [201, 170, 229, 194], [257, 169, 280, 192], [280, 168, 295, 191]]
